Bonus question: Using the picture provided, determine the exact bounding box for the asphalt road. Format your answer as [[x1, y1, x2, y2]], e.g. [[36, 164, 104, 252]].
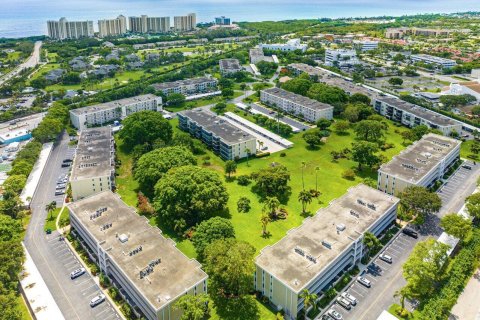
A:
[[24, 132, 121, 320], [0, 41, 42, 86], [319, 161, 480, 320]]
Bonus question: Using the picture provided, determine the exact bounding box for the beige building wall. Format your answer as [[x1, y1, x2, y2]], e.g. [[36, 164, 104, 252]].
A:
[[377, 173, 411, 196], [231, 139, 257, 159], [157, 282, 207, 320], [71, 175, 112, 201]]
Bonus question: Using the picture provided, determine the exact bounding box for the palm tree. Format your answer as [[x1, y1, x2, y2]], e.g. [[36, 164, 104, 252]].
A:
[[298, 190, 313, 214], [263, 196, 280, 219], [300, 289, 318, 318], [45, 201, 56, 220], [301, 161, 306, 190], [260, 213, 271, 236], [394, 287, 411, 313]]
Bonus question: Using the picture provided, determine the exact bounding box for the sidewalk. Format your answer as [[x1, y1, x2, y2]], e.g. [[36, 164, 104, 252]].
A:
[[20, 142, 53, 206], [19, 243, 65, 320], [449, 269, 480, 320]]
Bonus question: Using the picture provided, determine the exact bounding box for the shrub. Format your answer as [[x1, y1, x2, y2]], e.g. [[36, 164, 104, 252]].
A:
[[279, 152, 286, 157], [237, 175, 251, 186], [256, 152, 270, 158], [237, 197, 251, 213], [342, 169, 356, 180]]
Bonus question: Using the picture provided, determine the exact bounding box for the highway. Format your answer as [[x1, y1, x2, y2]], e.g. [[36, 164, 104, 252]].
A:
[[24, 132, 121, 320], [0, 40, 42, 86]]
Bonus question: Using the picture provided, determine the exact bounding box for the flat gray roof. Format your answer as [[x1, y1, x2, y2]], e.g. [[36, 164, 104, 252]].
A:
[[180, 109, 255, 145], [71, 127, 114, 181], [379, 133, 461, 183], [262, 87, 333, 112], [70, 94, 158, 116], [376, 96, 461, 127], [255, 184, 399, 293], [68, 191, 207, 311], [219, 59, 241, 71], [151, 77, 217, 91]]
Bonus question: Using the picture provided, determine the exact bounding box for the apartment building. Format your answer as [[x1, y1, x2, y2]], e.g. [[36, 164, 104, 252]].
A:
[[68, 191, 208, 320], [324, 49, 360, 67], [260, 39, 307, 52], [178, 109, 256, 160], [385, 27, 470, 39], [70, 128, 115, 201], [70, 94, 163, 130], [219, 59, 242, 75], [151, 77, 217, 96], [373, 97, 462, 136], [215, 16, 231, 25], [98, 15, 127, 38], [249, 48, 274, 64], [47, 17, 94, 40], [378, 133, 461, 196], [353, 40, 379, 52], [260, 87, 333, 123], [255, 184, 400, 319], [410, 54, 457, 69], [129, 15, 171, 34], [174, 13, 196, 32]]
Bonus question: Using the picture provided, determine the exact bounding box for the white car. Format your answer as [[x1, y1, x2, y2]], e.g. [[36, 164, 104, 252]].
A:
[[327, 308, 343, 320], [379, 254, 393, 264], [341, 292, 357, 305], [90, 294, 106, 307], [70, 267, 86, 279], [357, 276, 371, 288], [336, 297, 351, 310]]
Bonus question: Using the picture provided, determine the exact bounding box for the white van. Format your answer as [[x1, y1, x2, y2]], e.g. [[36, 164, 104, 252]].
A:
[[90, 294, 106, 307]]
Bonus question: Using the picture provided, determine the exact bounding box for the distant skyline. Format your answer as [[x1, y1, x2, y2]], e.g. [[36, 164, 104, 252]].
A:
[[1, 0, 480, 38]]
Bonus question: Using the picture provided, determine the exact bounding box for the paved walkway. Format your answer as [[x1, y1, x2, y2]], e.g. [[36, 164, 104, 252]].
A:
[[20, 142, 53, 206], [449, 269, 480, 320]]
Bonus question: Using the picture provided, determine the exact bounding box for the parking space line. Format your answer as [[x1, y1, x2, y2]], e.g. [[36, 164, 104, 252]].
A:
[[348, 287, 365, 298], [86, 291, 101, 299], [102, 313, 119, 320], [54, 247, 69, 254], [59, 251, 73, 258], [385, 251, 399, 259], [94, 307, 111, 317], [81, 284, 97, 293], [74, 278, 90, 286]]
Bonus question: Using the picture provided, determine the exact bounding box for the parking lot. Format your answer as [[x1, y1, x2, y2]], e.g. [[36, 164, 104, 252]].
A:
[[52, 145, 76, 205], [320, 232, 418, 320], [47, 231, 120, 320]]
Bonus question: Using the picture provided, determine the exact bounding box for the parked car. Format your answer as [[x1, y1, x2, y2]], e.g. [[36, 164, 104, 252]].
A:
[[462, 165, 472, 170], [327, 308, 343, 320], [357, 276, 371, 288], [89, 294, 106, 308], [379, 254, 393, 264], [70, 268, 86, 279], [61, 163, 71, 168], [56, 183, 66, 189], [336, 297, 352, 310], [341, 292, 357, 305], [402, 228, 418, 239], [63, 158, 73, 163], [55, 190, 65, 196]]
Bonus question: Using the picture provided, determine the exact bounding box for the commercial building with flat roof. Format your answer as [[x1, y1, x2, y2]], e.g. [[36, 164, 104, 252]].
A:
[[378, 133, 460, 196], [325, 49, 360, 67], [410, 54, 457, 69], [68, 191, 207, 320], [219, 59, 242, 75], [373, 97, 463, 136], [178, 109, 256, 160], [260, 87, 333, 123], [260, 39, 307, 52], [255, 184, 399, 319], [70, 94, 162, 130], [151, 77, 218, 96], [70, 127, 115, 201]]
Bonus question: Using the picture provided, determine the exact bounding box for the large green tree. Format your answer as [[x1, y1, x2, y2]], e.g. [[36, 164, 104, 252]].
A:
[[402, 239, 450, 299], [173, 294, 210, 320], [354, 120, 385, 142], [153, 166, 228, 234], [466, 193, 480, 220], [282, 75, 312, 96], [2, 175, 26, 194], [399, 186, 442, 224], [134, 146, 197, 194], [252, 164, 290, 198], [203, 238, 256, 298], [351, 141, 379, 170], [0, 214, 23, 242], [440, 213, 472, 241], [32, 117, 63, 143], [192, 217, 235, 261], [119, 110, 172, 151]]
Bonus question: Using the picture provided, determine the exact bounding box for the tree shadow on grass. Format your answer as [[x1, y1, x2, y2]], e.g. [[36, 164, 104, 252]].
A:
[[305, 145, 321, 151], [213, 295, 260, 320], [300, 210, 314, 218]]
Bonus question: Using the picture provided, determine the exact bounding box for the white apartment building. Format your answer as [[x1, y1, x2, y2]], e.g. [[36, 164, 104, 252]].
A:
[[70, 128, 115, 201], [260, 87, 333, 123], [219, 59, 242, 74], [373, 97, 463, 136], [68, 191, 208, 320], [151, 77, 218, 96], [173, 13, 196, 32], [178, 109, 256, 160], [353, 40, 379, 52], [98, 15, 127, 38], [260, 39, 307, 52], [47, 18, 94, 40], [324, 49, 360, 67], [70, 94, 162, 130], [378, 133, 461, 196], [255, 184, 399, 319], [129, 15, 170, 33], [410, 54, 457, 69]]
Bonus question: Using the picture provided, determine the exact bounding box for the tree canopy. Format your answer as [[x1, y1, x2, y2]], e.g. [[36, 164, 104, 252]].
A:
[[399, 186, 442, 224], [252, 163, 290, 198], [351, 141, 379, 170], [354, 120, 385, 142], [153, 166, 228, 234], [440, 213, 472, 240], [192, 217, 235, 261], [174, 294, 210, 320], [134, 146, 197, 194], [119, 111, 173, 151]]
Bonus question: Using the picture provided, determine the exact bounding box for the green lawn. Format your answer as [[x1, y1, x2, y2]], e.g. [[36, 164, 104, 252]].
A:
[[388, 303, 422, 319], [44, 207, 62, 232], [16, 294, 32, 320], [460, 139, 478, 160]]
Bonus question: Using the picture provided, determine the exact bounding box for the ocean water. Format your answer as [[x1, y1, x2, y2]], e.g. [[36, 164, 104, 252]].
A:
[[1, 0, 479, 38]]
